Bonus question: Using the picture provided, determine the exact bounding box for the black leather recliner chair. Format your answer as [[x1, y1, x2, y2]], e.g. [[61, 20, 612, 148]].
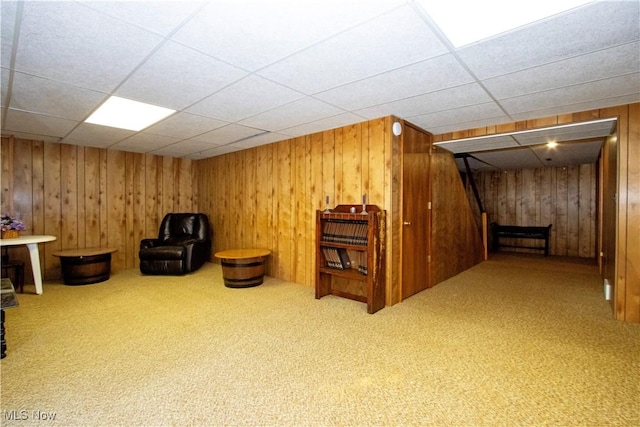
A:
[[139, 213, 212, 275]]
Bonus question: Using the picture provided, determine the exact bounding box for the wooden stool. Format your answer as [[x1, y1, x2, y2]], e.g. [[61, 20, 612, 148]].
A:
[[1, 260, 25, 293], [1, 247, 25, 293]]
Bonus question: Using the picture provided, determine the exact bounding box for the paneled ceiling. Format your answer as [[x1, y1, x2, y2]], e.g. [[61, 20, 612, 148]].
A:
[[1, 0, 639, 166], [437, 117, 618, 171]]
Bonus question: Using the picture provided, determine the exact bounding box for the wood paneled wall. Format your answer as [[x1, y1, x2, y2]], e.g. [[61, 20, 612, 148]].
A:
[[0, 136, 197, 282], [431, 147, 485, 284], [471, 164, 597, 258], [3, 103, 636, 321], [601, 103, 640, 323], [435, 102, 640, 323], [195, 117, 401, 303]]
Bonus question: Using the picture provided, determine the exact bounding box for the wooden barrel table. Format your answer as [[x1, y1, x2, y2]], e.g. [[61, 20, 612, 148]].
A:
[[52, 248, 117, 286], [214, 249, 271, 288]]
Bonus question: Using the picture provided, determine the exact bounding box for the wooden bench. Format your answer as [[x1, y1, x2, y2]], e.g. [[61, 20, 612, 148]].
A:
[[491, 223, 552, 256]]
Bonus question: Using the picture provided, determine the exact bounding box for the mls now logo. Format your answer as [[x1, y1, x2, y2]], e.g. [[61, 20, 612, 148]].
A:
[[4, 410, 28, 421], [4, 410, 57, 421]]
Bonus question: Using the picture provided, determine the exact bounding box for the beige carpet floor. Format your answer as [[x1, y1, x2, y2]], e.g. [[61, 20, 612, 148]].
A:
[[1, 253, 638, 426]]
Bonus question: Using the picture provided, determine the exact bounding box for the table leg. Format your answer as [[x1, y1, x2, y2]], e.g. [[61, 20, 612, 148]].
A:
[[1, 309, 6, 359], [26, 243, 44, 295]]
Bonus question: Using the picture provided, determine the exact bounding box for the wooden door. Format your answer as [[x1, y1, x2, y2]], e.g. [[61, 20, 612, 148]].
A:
[[401, 124, 432, 300]]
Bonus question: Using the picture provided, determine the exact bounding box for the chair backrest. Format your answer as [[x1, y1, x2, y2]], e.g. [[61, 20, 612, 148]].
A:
[[158, 213, 210, 242]]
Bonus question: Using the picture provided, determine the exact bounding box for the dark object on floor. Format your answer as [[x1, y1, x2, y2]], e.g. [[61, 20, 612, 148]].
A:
[[139, 213, 211, 275], [1, 248, 24, 293], [491, 223, 552, 256], [1, 278, 19, 359], [52, 248, 117, 286]]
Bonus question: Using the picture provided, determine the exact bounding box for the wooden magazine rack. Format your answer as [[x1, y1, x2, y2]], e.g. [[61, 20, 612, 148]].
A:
[[315, 204, 385, 314]]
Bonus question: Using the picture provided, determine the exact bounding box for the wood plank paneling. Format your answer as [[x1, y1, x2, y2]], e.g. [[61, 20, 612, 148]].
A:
[[388, 117, 402, 305], [274, 140, 290, 280], [144, 154, 159, 239], [439, 103, 640, 323], [31, 141, 44, 236], [624, 103, 640, 322], [14, 138, 33, 231], [60, 144, 79, 251], [1, 138, 12, 212], [322, 130, 336, 209], [431, 148, 484, 285], [5, 104, 636, 320], [195, 117, 397, 303], [0, 139, 196, 282], [244, 149, 257, 249], [130, 152, 146, 270], [367, 118, 386, 204], [294, 136, 307, 286], [43, 142, 62, 278], [309, 133, 324, 286], [107, 150, 126, 269], [342, 123, 362, 203], [473, 165, 597, 258], [84, 147, 100, 248], [255, 144, 274, 275]]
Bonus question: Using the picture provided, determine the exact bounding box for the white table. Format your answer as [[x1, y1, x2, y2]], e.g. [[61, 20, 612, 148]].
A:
[[0, 235, 56, 295]]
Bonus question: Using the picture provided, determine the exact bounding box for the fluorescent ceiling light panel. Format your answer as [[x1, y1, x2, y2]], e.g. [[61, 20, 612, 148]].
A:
[[85, 96, 175, 131], [417, 0, 594, 47]]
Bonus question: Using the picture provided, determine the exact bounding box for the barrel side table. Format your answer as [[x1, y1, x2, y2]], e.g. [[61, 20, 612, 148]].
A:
[[214, 249, 271, 288], [52, 248, 118, 286]]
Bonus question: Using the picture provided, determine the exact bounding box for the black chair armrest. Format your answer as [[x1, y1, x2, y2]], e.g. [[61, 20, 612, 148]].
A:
[[140, 238, 161, 250]]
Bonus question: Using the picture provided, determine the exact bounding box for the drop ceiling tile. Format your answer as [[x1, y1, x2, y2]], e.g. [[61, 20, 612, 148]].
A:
[[109, 133, 181, 153], [172, 0, 406, 71], [15, 1, 163, 91], [473, 148, 544, 170], [483, 42, 640, 100], [455, 156, 498, 172], [435, 134, 518, 153], [238, 97, 345, 132], [2, 0, 638, 162], [4, 109, 78, 138], [62, 123, 135, 147], [257, 5, 447, 94], [1, 1, 16, 68], [408, 102, 506, 130], [423, 114, 514, 136], [530, 139, 603, 166], [315, 54, 474, 110], [10, 72, 106, 120], [0, 130, 60, 143], [228, 132, 289, 149], [1, 68, 10, 106], [80, 1, 204, 37], [508, 94, 640, 123], [188, 144, 244, 160], [186, 75, 304, 122], [355, 83, 493, 120], [149, 140, 216, 158], [60, 137, 114, 149], [457, 1, 640, 79], [116, 41, 247, 110], [500, 73, 640, 115], [190, 124, 266, 145], [143, 112, 228, 139], [279, 113, 366, 138], [512, 119, 616, 146]]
